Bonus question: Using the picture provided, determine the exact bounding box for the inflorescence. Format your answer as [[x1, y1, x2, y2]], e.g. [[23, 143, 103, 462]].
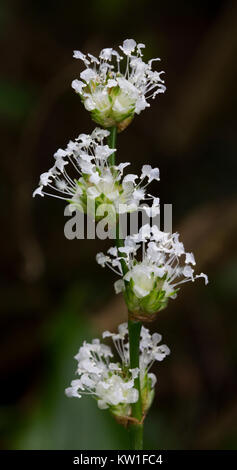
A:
[[65, 323, 170, 421], [72, 39, 166, 131]]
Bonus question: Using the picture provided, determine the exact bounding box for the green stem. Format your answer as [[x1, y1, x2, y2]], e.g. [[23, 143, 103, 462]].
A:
[[107, 123, 143, 450], [128, 319, 143, 450], [107, 126, 117, 166], [116, 224, 143, 450]]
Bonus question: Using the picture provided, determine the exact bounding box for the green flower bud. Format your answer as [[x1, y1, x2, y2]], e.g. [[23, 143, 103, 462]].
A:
[[123, 274, 175, 321]]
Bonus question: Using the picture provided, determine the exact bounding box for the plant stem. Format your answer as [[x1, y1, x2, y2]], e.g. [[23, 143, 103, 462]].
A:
[[107, 123, 143, 450], [128, 319, 143, 450], [116, 242, 143, 449], [107, 126, 117, 166]]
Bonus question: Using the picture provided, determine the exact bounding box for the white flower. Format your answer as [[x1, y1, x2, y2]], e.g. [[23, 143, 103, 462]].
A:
[[72, 39, 166, 130], [65, 330, 138, 414], [96, 224, 208, 317], [141, 165, 160, 183], [33, 128, 160, 220], [71, 79, 86, 94], [120, 39, 137, 55], [102, 322, 170, 372], [66, 323, 169, 416]]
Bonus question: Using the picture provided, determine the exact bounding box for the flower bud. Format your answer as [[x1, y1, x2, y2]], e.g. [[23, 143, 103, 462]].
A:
[[124, 274, 170, 322], [140, 371, 156, 414]]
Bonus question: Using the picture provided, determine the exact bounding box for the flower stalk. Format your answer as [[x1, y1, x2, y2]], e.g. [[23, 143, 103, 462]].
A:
[[128, 319, 143, 449], [107, 126, 117, 166], [107, 127, 144, 450]]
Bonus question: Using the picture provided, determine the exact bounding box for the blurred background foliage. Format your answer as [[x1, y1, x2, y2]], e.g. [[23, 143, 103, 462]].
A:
[[0, 0, 237, 450]]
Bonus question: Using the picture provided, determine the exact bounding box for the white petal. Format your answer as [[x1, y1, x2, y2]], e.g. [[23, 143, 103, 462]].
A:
[[148, 372, 157, 388], [89, 172, 101, 184], [120, 39, 137, 55], [114, 279, 125, 294], [33, 186, 44, 198], [141, 164, 160, 182], [80, 68, 97, 83], [196, 272, 209, 285], [133, 283, 150, 298], [84, 97, 96, 111], [135, 96, 149, 114], [71, 79, 86, 94], [73, 50, 90, 65], [92, 128, 110, 140], [133, 188, 145, 200], [107, 79, 118, 88], [183, 265, 194, 279], [185, 252, 196, 265], [115, 162, 130, 174], [96, 252, 110, 267], [54, 148, 68, 158], [126, 388, 139, 403], [97, 400, 109, 410], [107, 247, 118, 256], [123, 174, 138, 184], [99, 48, 113, 60], [102, 330, 113, 339]]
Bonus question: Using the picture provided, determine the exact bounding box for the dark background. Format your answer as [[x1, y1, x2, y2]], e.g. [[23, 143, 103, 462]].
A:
[[1, 0, 237, 449]]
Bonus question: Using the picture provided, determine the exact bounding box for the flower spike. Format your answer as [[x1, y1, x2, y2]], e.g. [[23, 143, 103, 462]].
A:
[[96, 224, 208, 320], [72, 39, 166, 131], [33, 128, 160, 221], [65, 323, 170, 422]]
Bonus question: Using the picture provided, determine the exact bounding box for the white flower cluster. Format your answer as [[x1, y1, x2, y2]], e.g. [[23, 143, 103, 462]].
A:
[[72, 39, 166, 129], [66, 322, 170, 417], [33, 37, 208, 429], [33, 128, 160, 218], [97, 224, 208, 317]]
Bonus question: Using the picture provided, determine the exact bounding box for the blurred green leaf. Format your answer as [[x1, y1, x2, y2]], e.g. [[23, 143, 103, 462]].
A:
[[0, 80, 35, 122], [11, 285, 128, 449]]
